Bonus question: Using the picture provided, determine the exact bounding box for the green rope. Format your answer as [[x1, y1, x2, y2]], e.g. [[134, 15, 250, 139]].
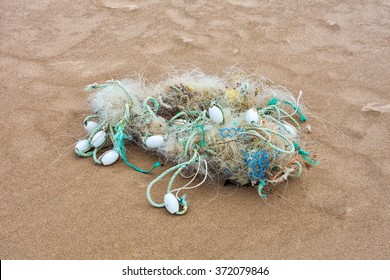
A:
[[290, 161, 303, 178], [293, 143, 319, 165], [115, 121, 161, 173], [108, 125, 116, 147], [169, 85, 182, 93], [167, 165, 188, 192], [92, 146, 104, 164], [257, 180, 267, 199], [267, 98, 307, 123], [85, 80, 134, 105], [84, 83, 108, 91], [113, 80, 134, 106], [245, 128, 295, 154], [74, 148, 94, 157], [263, 105, 301, 136], [283, 100, 307, 122], [146, 151, 198, 208], [142, 97, 159, 115], [195, 124, 206, 147], [124, 103, 131, 122], [267, 98, 279, 106], [87, 122, 107, 143], [83, 115, 99, 125], [184, 130, 204, 158], [176, 194, 188, 215], [168, 111, 189, 125]]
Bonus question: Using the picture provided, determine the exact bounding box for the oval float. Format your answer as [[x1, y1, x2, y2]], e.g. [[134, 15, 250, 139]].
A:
[[99, 150, 119, 166], [208, 105, 224, 123], [173, 119, 187, 126], [84, 121, 99, 133], [90, 131, 107, 148], [75, 139, 90, 153], [245, 109, 259, 124], [282, 122, 297, 138], [164, 193, 179, 214], [145, 135, 164, 149]]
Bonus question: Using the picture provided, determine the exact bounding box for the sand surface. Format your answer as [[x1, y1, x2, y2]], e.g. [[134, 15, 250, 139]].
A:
[[1, 0, 389, 259]]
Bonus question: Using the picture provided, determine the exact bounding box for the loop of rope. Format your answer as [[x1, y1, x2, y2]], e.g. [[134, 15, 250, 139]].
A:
[[267, 97, 307, 123], [168, 111, 189, 125], [142, 97, 159, 114], [83, 115, 99, 125], [146, 150, 199, 210], [115, 121, 161, 173], [74, 147, 94, 157]]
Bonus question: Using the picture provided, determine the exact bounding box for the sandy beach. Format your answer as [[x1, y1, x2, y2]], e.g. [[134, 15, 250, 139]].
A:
[[1, 0, 389, 259]]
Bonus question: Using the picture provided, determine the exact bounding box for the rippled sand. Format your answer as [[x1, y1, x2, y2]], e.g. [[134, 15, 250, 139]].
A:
[[1, 0, 389, 259]]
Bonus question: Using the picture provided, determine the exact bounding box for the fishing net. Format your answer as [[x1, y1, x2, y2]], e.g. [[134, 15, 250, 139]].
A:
[[75, 69, 318, 215]]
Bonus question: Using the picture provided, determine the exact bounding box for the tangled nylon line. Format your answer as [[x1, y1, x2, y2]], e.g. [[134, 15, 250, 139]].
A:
[[74, 70, 318, 215]]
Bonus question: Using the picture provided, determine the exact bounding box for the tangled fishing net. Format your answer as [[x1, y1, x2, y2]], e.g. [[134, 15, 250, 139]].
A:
[[75, 69, 319, 215]]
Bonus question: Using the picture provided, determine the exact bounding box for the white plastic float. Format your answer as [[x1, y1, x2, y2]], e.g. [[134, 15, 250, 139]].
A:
[[99, 150, 119, 166], [164, 193, 179, 214], [145, 135, 164, 149]]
